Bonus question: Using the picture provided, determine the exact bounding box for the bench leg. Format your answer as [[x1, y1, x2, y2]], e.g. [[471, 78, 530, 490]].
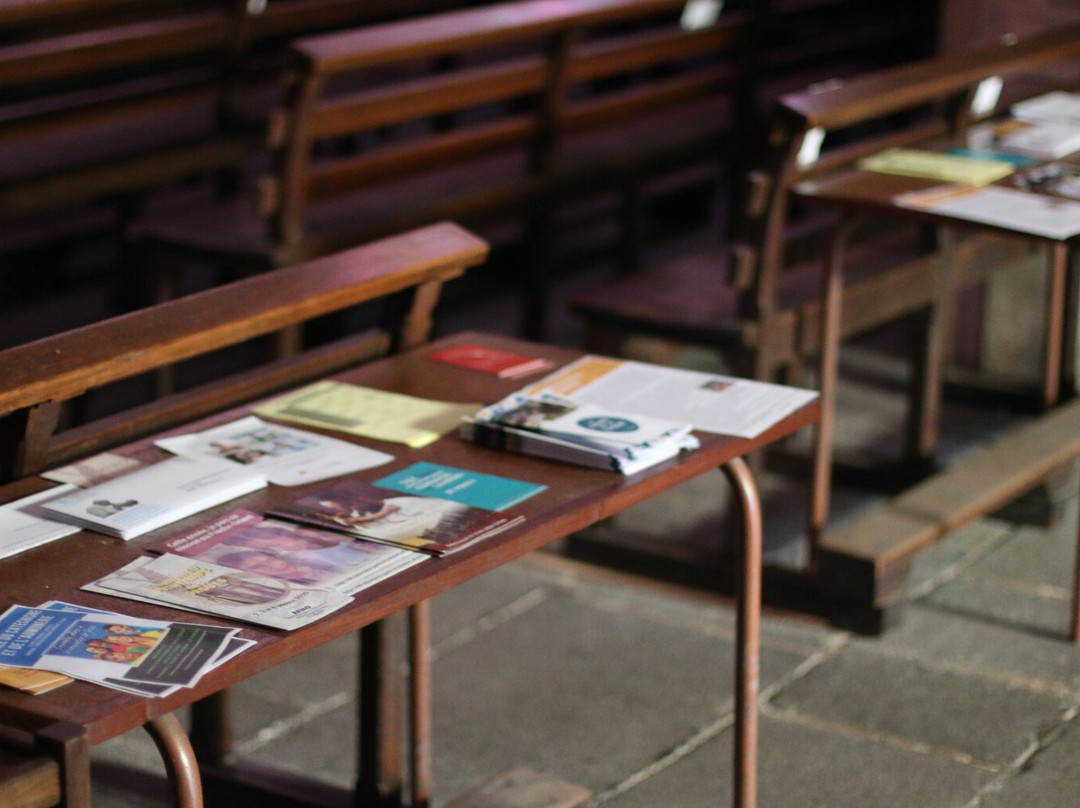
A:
[[34, 722, 91, 808], [144, 714, 202, 808], [1042, 242, 1068, 409], [1073, 484, 1080, 642]]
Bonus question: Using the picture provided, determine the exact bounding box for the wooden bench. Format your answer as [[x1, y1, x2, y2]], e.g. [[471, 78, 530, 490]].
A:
[[817, 399, 1080, 636], [0, 220, 489, 806], [0, 0, 499, 301], [128, 0, 940, 339]]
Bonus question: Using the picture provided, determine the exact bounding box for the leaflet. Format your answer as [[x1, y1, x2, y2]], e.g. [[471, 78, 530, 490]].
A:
[[523, 356, 817, 439], [157, 415, 393, 486]]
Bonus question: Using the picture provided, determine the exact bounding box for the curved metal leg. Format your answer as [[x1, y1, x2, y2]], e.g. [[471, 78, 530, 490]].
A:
[[144, 714, 203, 808], [722, 456, 762, 808]]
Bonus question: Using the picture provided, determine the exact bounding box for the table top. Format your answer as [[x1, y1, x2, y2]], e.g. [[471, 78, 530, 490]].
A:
[[0, 331, 819, 744], [795, 146, 1080, 243]]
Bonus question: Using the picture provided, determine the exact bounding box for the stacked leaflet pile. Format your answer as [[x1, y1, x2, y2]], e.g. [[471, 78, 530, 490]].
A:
[[461, 392, 699, 474]]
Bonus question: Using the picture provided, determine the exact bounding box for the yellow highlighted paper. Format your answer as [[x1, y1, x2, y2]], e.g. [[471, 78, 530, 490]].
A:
[[858, 148, 1016, 186], [255, 381, 479, 448]]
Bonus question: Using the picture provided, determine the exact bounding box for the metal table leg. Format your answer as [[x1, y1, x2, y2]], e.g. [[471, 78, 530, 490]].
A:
[[722, 457, 762, 808]]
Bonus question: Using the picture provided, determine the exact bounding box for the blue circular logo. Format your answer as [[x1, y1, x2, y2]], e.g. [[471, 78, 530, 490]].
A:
[[577, 416, 639, 433]]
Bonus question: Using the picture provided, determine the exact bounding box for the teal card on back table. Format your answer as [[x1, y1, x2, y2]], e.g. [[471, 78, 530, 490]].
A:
[[374, 462, 546, 511]]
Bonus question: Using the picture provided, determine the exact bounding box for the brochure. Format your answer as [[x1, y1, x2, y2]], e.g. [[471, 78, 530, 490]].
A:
[[153, 509, 427, 595], [156, 415, 394, 486], [254, 380, 480, 448], [84, 553, 353, 630], [39, 601, 255, 697], [40, 452, 148, 487], [37, 604, 252, 695], [521, 356, 818, 439], [1012, 90, 1080, 127], [896, 184, 1080, 240], [0, 485, 81, 559], [39, 456, 267, 539], [0, 605, 237, 691], [427, 344, 554, 379], [374, 462, 547, 511], [268, 479, 524, 555], [988, 118, 1080, 160], [0, 664, 72, 695]]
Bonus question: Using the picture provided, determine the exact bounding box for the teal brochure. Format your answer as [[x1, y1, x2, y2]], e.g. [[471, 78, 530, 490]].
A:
[[374, 462, 546, 511]]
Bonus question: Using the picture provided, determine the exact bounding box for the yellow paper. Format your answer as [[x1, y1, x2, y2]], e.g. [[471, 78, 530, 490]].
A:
[[0, 664, 72, 695], [858, 148, 1016, 186], [255, 381, 480, 448]]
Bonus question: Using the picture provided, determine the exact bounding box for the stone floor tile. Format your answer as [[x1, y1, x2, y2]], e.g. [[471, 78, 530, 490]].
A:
[[768, 644, 1071, 766], [979, 717, 1080, 808], [602, 712, 996, 808]]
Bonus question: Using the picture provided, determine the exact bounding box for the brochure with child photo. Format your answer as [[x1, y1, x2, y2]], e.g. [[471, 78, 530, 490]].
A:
[[153, 509, 427, 595], [268, 479, 524, 555]]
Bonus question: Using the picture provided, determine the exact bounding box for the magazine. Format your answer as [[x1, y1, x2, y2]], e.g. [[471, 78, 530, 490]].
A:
[[39, 456, 267, 539], [156, 415, 394, 486], [268, 479, 524, 555], [84, 553, 353, 630], [153, 509, 427, 595]]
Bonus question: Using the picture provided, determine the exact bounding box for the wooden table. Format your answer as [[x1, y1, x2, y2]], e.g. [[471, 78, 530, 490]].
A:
[[796, 162, 1078, 421], [0, 331, 820, 808]]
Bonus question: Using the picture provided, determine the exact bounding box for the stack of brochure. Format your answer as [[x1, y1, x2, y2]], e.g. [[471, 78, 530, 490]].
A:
[[461, 392, 699, 475]]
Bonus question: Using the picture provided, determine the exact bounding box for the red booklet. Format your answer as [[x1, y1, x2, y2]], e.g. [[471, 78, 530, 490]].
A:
[[428, 344, 554, 379]]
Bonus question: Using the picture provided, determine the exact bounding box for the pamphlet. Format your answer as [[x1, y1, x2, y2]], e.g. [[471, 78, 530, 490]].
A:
[[987, 118, 1080, 160], [0, 664, 72, 695], [0, 605, 238, 691], [427, 344, 554, 379], [254, 380, 480, 448], [84, 553, 353, 630], [896, 184, 1080, 240], [39, 456, 267, 540], [40, 452, 148, 487], [0, 485, 81, 559], [156, 415, 393, 486], [522, 356, 818, 439], [268, 479, 524, 555], [374, 462, 547, 511], [39, 601, 255, 697], [1012, 90, 1080, 127], [1010, 161, 1080, 199], [153, 509, 427, 595]]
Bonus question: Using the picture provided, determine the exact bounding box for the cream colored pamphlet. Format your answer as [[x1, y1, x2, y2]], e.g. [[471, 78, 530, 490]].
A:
[[255, 381, 479, 448]]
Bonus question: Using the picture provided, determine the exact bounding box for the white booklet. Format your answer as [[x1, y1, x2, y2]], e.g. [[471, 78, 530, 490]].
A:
[[40, 456, 267, 540], [0, 485, 81, 559], [84, 552, 353, 630], [156, 415, 393, 486]]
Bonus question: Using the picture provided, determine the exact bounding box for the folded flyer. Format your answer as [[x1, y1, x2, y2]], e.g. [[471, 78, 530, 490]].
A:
[[40, 456, 267, 539], [84, 553, 352, 630], [156, 415, 393, 486]]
